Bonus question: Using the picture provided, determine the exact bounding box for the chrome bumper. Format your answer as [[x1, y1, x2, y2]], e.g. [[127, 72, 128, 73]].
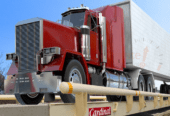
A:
[[14, 72, 62, 94]]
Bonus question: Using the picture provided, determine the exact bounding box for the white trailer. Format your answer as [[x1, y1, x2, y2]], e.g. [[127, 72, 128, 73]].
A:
[[110, 0, 170, 91]]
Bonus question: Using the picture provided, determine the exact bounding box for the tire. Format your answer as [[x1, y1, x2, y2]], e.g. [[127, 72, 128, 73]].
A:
[[160, 84, 168, 100], [145, 77, 153, 100], [15, 93, 44, 105], [106, 73, 126, 102], [60, 59, 89, 103], [160, 84, 167, 93], [133, 75, 146, 101], [106, 95, 126, 102]]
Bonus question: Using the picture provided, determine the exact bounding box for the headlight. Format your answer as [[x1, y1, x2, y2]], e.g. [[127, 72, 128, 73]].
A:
[[44, 49, 50, 54], [12, 54, 17, 59], [6, 53, 17, 60], [50, 48, 55, 53], [43, 47, 60, 55], [7, 54, 12, 59]]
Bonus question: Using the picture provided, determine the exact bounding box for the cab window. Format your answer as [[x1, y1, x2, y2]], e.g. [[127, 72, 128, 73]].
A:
[[87, 15, 98, 32]]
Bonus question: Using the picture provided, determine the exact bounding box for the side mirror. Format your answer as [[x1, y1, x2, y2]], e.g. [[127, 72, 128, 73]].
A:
[[6, 53, 17, 61], [56, 20, 62, 24]]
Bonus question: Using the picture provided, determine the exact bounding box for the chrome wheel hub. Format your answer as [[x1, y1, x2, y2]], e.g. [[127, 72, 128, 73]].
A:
[[27, 93, 39, 98], [69, 68, 82, 84], [69, 68, 82, 97]]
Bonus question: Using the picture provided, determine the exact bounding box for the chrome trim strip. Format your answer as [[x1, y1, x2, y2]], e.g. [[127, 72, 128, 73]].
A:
[[43, 47, 61, 55], [34, 22, 36, 70], [27, 24, 28, 69], [102, 17, 107, 63], [16, 17, 43, 26], [15, 26, 16, 54], [40, 20, 43, 50], [55, 47, 60, 55], [19, 26, 21, 71]]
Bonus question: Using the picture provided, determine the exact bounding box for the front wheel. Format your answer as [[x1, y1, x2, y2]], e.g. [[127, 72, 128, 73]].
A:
[[15, 93, 44, 105], [60, 59, 89, 103]]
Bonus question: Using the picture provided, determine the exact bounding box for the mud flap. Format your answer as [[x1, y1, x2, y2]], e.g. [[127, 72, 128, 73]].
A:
[[90, 74, 103, 86], [44, 93, 55, 102]]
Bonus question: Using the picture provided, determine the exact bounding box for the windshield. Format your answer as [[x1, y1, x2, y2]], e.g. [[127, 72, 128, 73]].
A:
[[62, 12, 85, 27]]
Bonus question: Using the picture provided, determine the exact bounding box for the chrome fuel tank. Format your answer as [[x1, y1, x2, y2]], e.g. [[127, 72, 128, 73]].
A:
[[105, 71, 129, 89]]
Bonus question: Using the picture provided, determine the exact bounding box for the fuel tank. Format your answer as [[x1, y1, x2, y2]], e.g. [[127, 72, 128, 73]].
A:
[[105, 71, 129, 89]]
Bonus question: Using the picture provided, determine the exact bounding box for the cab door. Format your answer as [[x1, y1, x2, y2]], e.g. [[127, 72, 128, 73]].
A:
[[86, 15, 100, 65]]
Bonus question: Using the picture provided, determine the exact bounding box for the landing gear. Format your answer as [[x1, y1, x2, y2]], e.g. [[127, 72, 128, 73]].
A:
[[15, 93, 44, 105], [60, 59, 89, 103]]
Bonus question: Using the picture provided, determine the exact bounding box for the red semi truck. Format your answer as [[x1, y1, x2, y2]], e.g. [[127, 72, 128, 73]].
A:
[[6, 0, 170, 104]]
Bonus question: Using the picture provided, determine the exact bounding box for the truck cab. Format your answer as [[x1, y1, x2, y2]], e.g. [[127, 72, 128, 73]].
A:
[[6, 4, 129, 104]]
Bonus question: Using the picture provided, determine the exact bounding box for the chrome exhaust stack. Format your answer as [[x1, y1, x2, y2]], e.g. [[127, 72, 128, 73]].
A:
[[99, 13, 107, 74], [80, 25, 91, 60]]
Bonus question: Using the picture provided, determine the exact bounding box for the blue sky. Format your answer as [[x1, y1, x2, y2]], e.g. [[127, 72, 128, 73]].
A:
[[0, 0, 170, 89]]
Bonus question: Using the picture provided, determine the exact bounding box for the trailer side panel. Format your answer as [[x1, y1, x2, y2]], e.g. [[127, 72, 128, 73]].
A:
[[112, 0, 170, 79]]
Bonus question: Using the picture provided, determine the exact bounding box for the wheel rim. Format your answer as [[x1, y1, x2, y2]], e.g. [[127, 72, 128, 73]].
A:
[[69, 68, 82, 97], [69, 68, 82, 83], [139, 82, 144, 91], [27, 93, 39, 98], [148, 83, 153, 99], [148, 83, 152, 92]]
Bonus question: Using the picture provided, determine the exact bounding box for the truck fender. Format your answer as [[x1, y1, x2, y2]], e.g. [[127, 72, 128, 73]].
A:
[[59, 50, 91, 84], [142, 73, 155, 89], [127, 69, 141, 89]]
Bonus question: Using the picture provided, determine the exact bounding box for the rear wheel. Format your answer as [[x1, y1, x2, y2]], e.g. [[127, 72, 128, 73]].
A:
[[15, 93, 44, 105], [60, 59, 89, 103], [133, 75, 146, 101], [106, 95, 126, 102], [160, 84, 168, 100], [145, 77, 153, 100]]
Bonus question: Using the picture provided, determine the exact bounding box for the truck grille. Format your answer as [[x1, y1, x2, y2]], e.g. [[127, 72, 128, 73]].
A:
[[16, 21, 40, 72]]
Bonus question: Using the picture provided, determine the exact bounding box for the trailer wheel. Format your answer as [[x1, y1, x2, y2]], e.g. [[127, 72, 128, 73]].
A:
[[106, 95, 126, 102], [133, 75, 146, 101], [15, 93, 44, 105], [160, 84, 168, 100], [60, 59, 89, 103], [145, 77, 153, 100]]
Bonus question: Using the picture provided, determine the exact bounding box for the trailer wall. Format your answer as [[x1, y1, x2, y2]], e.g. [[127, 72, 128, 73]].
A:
[[111, 0, 170, 79]]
